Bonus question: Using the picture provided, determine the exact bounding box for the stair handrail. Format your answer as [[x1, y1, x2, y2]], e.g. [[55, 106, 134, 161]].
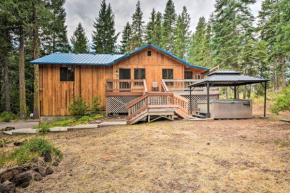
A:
[[161, 79, 170, 92]]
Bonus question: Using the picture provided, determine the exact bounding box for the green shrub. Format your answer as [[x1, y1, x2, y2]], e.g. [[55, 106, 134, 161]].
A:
[[0, 111, 17, 122], [271, 86, 290, 114], [0, 138, 62, 166], [91, 96, 102, 112], [68, 95, 89, 117]]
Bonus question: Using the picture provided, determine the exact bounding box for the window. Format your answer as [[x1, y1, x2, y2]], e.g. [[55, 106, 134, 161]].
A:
[[147, 50, 151, 56], [162, 69, 173, 86], [195, 74, 201, 79], [184, 71, 193, 79], [162, 69, 173, 79], [134, 68, 145, 86], [60, 67, 74, 81]]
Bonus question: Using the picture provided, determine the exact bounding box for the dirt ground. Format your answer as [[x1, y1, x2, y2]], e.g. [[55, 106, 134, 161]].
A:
[[1, 105, 290, 193]]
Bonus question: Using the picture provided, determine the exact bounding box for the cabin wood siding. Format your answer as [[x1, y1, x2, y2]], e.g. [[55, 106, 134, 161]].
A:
[[39, 48, 205, 116]]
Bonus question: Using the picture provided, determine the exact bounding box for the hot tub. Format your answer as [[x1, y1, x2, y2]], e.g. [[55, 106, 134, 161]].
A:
[[197, 99, 252, 119]]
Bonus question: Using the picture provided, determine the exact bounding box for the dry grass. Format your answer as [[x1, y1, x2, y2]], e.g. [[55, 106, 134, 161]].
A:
[[1, 105, 290, 193]]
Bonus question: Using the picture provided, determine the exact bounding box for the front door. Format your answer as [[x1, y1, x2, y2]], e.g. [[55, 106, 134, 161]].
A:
[[119, 68, 131, 91]]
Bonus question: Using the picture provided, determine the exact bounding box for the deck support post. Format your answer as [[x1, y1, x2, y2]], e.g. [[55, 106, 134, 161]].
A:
[[264, 82, 267, 117], [207, 83, 210, 118], [189, 86, 192, 115]]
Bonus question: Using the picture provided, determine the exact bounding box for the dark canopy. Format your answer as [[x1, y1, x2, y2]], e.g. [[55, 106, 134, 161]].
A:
[[188, 70, 269, 118], [188, 70, 268, 87]]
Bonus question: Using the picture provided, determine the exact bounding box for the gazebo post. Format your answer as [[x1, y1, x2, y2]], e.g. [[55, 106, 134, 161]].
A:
[[234, 86, 237, 99], [264, 82, 267, 117], [207, 83, 210, 118], [189, 86, 192, 115]]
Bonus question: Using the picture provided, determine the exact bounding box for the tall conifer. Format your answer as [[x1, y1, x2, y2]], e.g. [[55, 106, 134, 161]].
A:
[[70, 23, 89, 53], [130, 0, 144, 50], [161, 0, 177, 51]]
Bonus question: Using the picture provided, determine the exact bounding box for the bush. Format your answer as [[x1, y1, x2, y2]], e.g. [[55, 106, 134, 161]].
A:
[[91, 96, 102, 112], [271, 86, 290, 114], [0, 111, 17, 122], [0, 138, 62, 166], [68, 95, 88, 117]]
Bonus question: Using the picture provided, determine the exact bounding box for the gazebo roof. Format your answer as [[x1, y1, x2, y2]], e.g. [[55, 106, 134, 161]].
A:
[[189, 70, 269, 87]]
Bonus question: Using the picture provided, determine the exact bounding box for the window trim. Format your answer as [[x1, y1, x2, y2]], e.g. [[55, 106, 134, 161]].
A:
[[184, 71, 193, 79], [60, 67, 75, 82], [195, 74, 201, 80]]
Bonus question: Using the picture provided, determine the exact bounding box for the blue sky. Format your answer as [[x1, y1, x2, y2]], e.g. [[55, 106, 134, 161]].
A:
[[64, 0, 262, 43]]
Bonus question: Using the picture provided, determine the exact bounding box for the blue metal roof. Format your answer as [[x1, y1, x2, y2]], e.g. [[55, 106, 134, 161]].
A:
[[30, 53, 124, 66], [30, 43, 210, 71]]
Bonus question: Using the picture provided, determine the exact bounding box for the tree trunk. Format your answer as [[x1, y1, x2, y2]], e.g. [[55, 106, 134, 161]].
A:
[[243, 86, 246, 99], [273, 59, 278, 93], [33, 0, 40, 119], [4, 56, 11, 112], [19, 35, 27, 119], [280, 55, 286, 90]]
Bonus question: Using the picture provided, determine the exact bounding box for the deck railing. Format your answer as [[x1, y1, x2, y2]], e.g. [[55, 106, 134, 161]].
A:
[[106, 79, 147, 96], [126, 93, 189, 121], [161, 79, 219, 94]]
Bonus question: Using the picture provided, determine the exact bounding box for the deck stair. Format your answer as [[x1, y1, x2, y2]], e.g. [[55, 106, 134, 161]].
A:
[[126, 93, 190, 124]]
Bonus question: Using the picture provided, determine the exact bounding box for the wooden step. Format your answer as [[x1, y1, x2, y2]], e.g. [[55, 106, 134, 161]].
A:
[[128, 110, 148, 125], [175, 109, 190, 119]]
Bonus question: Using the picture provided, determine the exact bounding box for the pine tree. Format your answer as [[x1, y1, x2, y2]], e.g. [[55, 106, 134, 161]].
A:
[[120, 22, 132, 53], [41, 0, 70, 54], [92, 0, 119, 54], [188, 17, 206, 65], [145, 9, 156, 43], [258, 0, 289, 91], [130, 0, 144, 50], [173, 6, 191, 59], [151, 12, 163, 47], [161, 0, 177, 51], [212, 0, 255, 70], [70, 23, 89, 53]]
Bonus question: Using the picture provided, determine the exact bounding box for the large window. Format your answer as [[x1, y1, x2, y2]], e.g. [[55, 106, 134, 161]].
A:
[[60, 67, 74, 81], [162, 69, 173, 79], [162, 69, 173, 86], [184, 71, 193, 79], [134, 68, 145, 86]]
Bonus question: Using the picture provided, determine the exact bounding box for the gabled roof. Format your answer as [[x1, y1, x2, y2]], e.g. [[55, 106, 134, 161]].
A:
[[30, 43, 210, 71], [189, 70, 269, 87]]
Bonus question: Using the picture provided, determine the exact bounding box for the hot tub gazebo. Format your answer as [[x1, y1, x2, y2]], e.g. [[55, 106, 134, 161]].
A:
[[188, 70, 269, 119]]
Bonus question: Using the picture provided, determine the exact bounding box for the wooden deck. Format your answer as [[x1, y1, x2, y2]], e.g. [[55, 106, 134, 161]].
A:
[[126, 92, 189, 124]]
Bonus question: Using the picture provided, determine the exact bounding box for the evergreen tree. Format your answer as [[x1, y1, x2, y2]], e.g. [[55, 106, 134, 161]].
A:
[[258, 0, 289, 91], [120, 22, 132, 53], [145, 9, 156, 43], [173, 6, 191, 59], [161, 0, 177, 51], [212, 0, 255, 70], [130, 0, 144, 50], [151, 12, 163, 47], [92, 0, 119, 54], [70, 23, 89, 53], [188, 17, 206, 65], [41, 0, 70, 54]]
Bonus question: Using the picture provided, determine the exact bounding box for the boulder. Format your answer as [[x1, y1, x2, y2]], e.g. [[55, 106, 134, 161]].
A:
[[52, 162, 59, 167], [0, 180, 16, 193], [12, 172, 32, 188], [0, 166, 29, 183], [45, 167, 54, 175], [32, 172, 43, 182], [42, 152, 52, 163], [36, 166, 46, 177]]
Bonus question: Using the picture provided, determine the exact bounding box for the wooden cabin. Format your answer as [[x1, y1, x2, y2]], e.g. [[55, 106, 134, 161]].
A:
[[31, 43, 219, 123]]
